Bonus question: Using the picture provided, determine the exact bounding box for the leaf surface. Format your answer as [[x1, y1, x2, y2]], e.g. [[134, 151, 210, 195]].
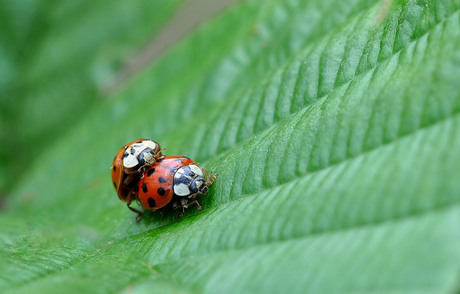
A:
[[1, 0, 459, 293]]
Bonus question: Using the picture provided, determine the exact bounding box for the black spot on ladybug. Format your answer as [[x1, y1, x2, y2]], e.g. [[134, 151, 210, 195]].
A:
[[142, 183, 148, 193], [147, 168, 155, 177], [159, 177, 166, 183], [130, 147, 136, 155], [113, 182, 117, 189], [112, 166, 116, 172], [148, 198, 156, 208], [157, 187, 165, 195], [123, 152, 129, 158]]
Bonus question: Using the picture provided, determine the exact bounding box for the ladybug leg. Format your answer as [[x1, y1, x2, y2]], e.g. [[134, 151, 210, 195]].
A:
[[173, 197, 203, 216], [204, 169, 218, 185], [172, 197, 202, 218], [172, 201, 179, 210], [172, 199, 187, 209], [187, 199, 202, 211], [172, 198, 192, 217], [127, 203, 143, 223], [184, 194, 202, 211], [180, 198, 189, 209]]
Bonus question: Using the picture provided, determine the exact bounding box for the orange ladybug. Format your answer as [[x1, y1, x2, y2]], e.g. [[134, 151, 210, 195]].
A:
[[111, 139, 164, 216]]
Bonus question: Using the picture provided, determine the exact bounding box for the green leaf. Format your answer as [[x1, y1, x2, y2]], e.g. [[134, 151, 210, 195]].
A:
[[0, 0, 184, 191], [1, 0, 460, 293]]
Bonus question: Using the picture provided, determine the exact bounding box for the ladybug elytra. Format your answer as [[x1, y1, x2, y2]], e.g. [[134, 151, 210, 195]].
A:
[[111, 139, 164, 215], [136, 156, 216, 219]]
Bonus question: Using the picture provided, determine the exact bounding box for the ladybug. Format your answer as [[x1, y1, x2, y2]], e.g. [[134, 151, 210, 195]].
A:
[[111, 139, 164, 215], [135, 156, 217, 221]]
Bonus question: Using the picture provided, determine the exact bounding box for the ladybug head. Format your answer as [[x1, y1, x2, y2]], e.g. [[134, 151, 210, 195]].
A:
[[190, 177, 208, 195], [138, 149, 157, 166], [123, 140, 163, 173]]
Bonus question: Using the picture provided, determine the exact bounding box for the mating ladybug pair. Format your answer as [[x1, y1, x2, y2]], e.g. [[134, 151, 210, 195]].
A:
[[111, 139, 216, 222]]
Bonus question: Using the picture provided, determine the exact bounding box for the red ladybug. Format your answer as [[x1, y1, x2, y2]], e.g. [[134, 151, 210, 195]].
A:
[[135, 156, 216, 221], [111, 139, 164, 215]]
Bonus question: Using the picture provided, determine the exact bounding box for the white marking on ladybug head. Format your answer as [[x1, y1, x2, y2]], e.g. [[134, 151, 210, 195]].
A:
[[131, 146, 143, 157], [142, 140, 159, 150], [123, 154, 139, 168], [174, 183, 191, 196], [189, 165, 203, 176], [174, 168, 186, 178]]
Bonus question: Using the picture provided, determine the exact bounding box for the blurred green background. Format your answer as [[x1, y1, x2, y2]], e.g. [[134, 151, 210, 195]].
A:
[[0, 0, 234, 196], [1, 0, 460, 292]]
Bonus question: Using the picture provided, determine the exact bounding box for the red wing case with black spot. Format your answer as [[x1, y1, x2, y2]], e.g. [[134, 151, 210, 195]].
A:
[[137, 156, 196, 210]]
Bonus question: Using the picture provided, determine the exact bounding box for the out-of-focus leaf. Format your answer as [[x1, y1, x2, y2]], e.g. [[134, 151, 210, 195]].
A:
[[0, 0, 184, 192]]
